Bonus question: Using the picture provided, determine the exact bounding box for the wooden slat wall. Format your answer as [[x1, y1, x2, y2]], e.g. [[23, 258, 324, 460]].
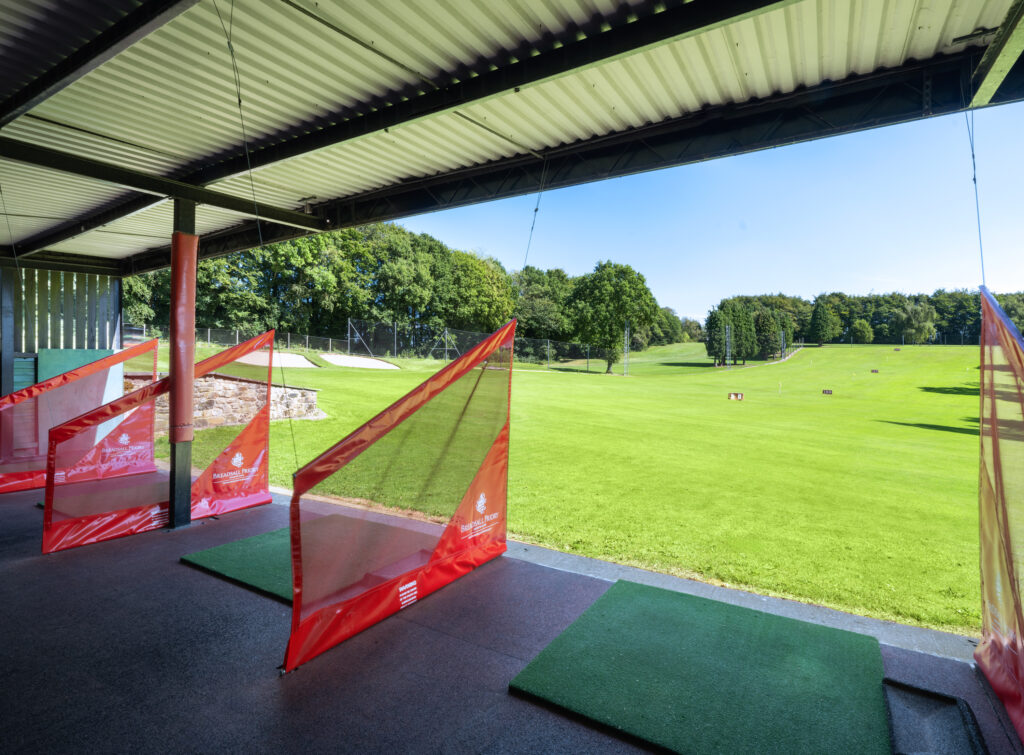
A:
[[4, 271, 121, 353]]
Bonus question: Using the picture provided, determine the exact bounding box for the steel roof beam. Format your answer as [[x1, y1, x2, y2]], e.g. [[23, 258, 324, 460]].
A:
[[21, 0, 791, 255], [0, 0, 201, 128], [971, 0, 1024, 107], [0, 137, 327, 253]]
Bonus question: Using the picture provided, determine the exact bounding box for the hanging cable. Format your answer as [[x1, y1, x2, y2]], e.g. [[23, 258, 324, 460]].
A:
[[964, 105, 987, 288], [520, 158, 549, 276], [214, 0, 300, 470]]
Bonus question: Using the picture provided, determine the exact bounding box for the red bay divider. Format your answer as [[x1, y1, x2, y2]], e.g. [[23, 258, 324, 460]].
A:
[[42, 332, 275, 553], [284, 320, 515, 671]]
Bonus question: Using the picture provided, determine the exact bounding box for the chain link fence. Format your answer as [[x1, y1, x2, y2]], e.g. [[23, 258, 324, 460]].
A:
[[128, 320, 616, 373]]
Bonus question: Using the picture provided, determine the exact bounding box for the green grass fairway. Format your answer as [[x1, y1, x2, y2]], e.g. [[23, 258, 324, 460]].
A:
[[170, 341, 981, 634], [510, 580, 890, 754]]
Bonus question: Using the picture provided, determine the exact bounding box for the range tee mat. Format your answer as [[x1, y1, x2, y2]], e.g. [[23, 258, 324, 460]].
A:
[[181, 512, 441, 605], [510, 580, 891, 754]]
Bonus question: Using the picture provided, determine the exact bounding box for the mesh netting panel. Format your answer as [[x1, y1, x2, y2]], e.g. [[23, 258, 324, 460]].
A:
[[976, 288, 1024, 740], [0, 340, 157, 494], [42, 332, 274, 553], [285, 321, 515, 670], [44, 389, 167, 553]]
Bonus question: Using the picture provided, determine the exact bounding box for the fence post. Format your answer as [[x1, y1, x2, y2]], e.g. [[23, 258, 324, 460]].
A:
[[207, 327, 211, 346], [587, 345, 589, 373], [547, 339, 551, 369], [444, 327, 449, 362], [394, 322, 397, 357], [347, 318, 351, 355], [235, 329, 239, 345], [287, 332, 290, 349], [328, 337, 332, 352], [306, 334, 309, 350]]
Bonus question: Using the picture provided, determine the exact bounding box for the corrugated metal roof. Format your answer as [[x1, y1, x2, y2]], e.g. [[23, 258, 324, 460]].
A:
[[0, 0, 1016, 266]]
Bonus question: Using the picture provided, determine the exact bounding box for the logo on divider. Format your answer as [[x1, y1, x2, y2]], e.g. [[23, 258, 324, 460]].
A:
[[475, 493, 487, 514], [231, 452, 244, 468], [118, 433, 130, 445]]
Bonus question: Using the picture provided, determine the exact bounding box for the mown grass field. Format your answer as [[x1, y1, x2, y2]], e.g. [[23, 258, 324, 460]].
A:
[[140, 341, 981, 634]]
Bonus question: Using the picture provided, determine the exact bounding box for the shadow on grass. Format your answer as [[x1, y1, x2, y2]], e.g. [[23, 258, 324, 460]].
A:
[[658, 362, 716, 369], [879, 421, 978, 437], [919, 385, 979, 396]]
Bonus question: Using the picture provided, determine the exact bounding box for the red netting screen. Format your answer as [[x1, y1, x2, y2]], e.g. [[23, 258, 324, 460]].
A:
[[0, 340, 158, 495], [42, 332, 274, 553], [284, 320, 515, 671], [976, 287, 1024, 741]]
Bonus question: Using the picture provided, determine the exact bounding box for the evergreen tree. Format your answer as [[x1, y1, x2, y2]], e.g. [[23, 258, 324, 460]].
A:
[[808, 299, 841, 345]]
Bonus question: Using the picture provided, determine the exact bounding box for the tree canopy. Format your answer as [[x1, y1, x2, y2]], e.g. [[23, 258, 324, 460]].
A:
[[567, 261, 659, 372], [123, 223, 684, 358]]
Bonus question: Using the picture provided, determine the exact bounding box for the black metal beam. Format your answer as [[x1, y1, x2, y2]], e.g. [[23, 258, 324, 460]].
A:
[[119, 50, 1014, 274], [0, 249, 122, 276], [20, 0, 790, 255], [971, 0, 1024, 106], [0, 138, 327, 247], [0, 0, 201, 128]]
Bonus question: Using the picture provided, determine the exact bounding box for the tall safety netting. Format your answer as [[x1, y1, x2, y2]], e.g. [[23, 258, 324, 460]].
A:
[[976, 287, 1024, 741], [43, 332, 274, 553], [284, 320, 516, 671], [0, 340, 158, 495]]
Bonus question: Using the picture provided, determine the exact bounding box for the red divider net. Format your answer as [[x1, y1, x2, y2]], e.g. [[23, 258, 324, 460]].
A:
[[42, 331, 275, 553], [976, 287, 1024, 742], [0, 340, 158, 494], [284, 320, 516, 671]]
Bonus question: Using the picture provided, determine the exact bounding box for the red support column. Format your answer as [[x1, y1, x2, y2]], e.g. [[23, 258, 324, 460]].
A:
[[168, 200, 197, 527]]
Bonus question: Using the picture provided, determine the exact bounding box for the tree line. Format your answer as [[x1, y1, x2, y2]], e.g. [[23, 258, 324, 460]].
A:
[[703, 289, 1024, 364], [123, 222, 700, 371]]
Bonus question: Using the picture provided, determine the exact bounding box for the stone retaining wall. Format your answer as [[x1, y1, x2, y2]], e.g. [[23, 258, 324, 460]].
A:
[[125, 373, 322, 434]]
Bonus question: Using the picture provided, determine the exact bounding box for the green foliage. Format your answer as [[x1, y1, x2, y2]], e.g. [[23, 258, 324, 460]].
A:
[[704, 307, 727, 366], [754, 309, 781, 359], [680, 317, 703, 342], [851, 318, 874, 344], [808, 298, 841, 346], [895, 302, 937, 345], [120, 273, 154, 327], [569, 261, 659, 372], [512, 266, 575, 341]]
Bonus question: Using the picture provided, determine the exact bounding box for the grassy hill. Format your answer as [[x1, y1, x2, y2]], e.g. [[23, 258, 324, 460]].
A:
[[154, 340, 981, 634]]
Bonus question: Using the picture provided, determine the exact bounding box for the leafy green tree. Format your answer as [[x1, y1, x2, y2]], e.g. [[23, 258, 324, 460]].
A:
[[569, 261, 658, 372], [719, 299, 755, 363], [681, 317, 703, 342], [511, 266, 574, 340], [851, 318, 873, 344], [121, 274, 155, 327], [754, 309, 781, 358], [704, 307, 727, 366], [649, 307, 685, 346], [896, 302, 937, 344], [808, 298, 841, 346]]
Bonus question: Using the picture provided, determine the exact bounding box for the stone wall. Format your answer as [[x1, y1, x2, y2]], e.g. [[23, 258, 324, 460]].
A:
[[124, 373, 322, 435]]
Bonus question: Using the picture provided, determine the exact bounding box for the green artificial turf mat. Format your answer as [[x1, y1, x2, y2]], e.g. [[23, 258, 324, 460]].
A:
[[181, 527, 293, 602], [510, 581, 891, 754], [181, 514, 441, 605]]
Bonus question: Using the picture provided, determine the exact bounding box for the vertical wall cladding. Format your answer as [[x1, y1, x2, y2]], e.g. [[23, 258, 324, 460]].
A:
[[1, 270, 122, 392]]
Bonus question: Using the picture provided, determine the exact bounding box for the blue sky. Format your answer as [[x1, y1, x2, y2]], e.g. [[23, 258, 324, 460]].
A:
[[401, 100, 1024, 321]]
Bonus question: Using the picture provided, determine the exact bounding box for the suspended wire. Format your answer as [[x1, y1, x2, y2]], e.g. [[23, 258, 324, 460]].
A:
[[964, 108, 987, 288], [214, 0, 300, 470], [520, 158, 549, 280]]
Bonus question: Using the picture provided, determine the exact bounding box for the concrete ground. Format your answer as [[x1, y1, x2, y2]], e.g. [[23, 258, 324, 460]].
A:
[[1, 489, 1020, 753]]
